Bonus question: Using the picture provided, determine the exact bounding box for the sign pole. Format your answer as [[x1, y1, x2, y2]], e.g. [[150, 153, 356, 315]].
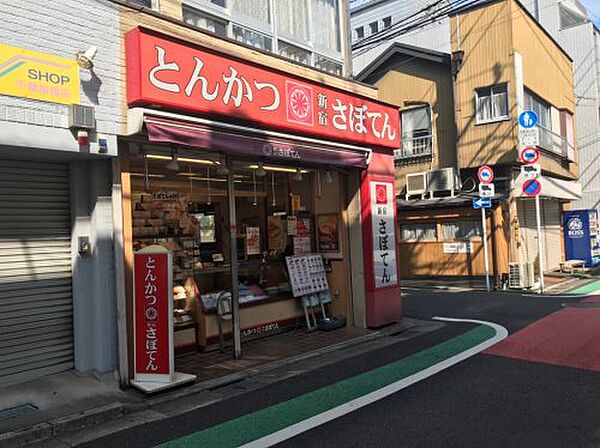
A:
[[535, 194, 545, 294], [481, 207, 491, 292]]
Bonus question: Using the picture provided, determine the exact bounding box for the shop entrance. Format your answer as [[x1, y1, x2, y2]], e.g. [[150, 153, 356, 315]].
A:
[[128, 145, 358, 379]]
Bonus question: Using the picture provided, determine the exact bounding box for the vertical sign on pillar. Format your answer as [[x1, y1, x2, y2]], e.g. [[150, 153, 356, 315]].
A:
[[132, 245, 195, 392], [370, 181, 398, 288]]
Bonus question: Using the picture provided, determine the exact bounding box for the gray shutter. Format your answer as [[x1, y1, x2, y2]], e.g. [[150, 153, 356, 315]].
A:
[[0, 159, 73, 385], [541, 200, 562, 271]]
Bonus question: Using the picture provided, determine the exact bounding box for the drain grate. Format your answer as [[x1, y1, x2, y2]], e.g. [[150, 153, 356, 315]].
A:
[[0, 403, 39, 421]]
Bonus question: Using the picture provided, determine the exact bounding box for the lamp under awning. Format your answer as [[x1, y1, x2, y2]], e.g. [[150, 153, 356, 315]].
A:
[[128, 108, 372, 169], [514, 176, 582, 201]]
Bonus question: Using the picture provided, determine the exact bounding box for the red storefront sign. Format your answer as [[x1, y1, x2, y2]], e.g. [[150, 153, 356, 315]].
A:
[[134, 250, 171, 379], [126, 27, 400, 149]]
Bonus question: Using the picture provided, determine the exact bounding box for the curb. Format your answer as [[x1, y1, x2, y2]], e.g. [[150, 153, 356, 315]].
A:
[[0, 322, 419, 447]]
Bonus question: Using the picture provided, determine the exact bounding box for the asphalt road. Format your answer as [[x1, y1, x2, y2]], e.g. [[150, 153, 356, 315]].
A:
[[80, 289, 600, 448]]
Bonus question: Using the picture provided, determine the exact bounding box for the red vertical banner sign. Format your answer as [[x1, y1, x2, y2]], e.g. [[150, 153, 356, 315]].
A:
[[133, 246, 173, 383]]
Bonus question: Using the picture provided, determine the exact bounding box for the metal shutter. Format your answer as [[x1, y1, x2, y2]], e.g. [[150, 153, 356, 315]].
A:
[[517, 199, 562, 272], [0, 159, 73, 385]]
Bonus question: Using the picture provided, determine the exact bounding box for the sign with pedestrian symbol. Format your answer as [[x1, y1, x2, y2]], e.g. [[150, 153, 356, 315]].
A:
[[522, 178, 542, 197], [520, 146, 540, 164], [477, 165, 494, 184], [519, 110, 538, 129]]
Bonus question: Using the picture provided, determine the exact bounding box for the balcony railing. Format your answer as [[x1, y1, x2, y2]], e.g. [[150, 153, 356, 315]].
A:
[[394, 135, 433, 161], [537, 124, 575, 161]]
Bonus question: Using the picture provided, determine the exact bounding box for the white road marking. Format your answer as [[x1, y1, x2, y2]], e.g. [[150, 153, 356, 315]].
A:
[[240, 317, 508, 448]]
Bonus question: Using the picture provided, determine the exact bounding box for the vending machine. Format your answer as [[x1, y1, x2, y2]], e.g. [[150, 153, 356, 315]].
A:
[[563, 209, 600, 267]]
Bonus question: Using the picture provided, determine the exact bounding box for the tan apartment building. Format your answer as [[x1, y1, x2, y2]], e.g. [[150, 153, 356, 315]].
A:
[[358, 0, 580, 286]]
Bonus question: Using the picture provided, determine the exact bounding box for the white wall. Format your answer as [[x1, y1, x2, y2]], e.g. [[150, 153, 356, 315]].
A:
[[0, 0, 122, 155], [350, 0, 452, 74]]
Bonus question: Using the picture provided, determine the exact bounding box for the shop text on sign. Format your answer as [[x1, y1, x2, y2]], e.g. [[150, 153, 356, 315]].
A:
[[370, 182, 398, 288], [134, 252, 170, 376], [126, 28, 400, 149]]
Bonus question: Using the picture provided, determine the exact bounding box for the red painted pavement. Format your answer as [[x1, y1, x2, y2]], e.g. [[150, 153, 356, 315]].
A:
[[486, 296, 600, 372]]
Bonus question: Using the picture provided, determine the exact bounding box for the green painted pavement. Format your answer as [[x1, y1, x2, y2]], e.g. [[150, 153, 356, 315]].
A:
[[568, 280, 600, 296], [158, 325, 496, 448]]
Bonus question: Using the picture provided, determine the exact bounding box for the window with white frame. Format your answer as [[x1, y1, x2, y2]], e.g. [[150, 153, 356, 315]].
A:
[[524, 90, 550, 128], [231, 0, 271, 24], [233, 24, 273, 50], [183, 6, 227, 36], [276, 0, 310, 41], [127, 0, 155, 8], [355, 26, 365, 40], [401, 223, 437, 241], [441, 221, 482, 241], [314, 54, 343, 76], [311, 0, 341, 52], [383, 16, 392, 29], [279, 41, 311, 65], [476, 84, 509, 123], [401, 107, 432, 156], [369, 21, 379, 35]]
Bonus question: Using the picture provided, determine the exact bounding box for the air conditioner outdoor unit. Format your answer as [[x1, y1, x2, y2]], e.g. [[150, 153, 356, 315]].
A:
[[508, 262, 535, 289], [428, 167, 458, 197], [405, 172, 428, 199]]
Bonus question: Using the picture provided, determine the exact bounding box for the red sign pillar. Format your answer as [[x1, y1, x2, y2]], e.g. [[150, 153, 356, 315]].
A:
[[360, 150, 402, 327]]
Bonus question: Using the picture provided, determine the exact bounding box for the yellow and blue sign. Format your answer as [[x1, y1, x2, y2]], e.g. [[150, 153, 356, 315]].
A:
[[0, 43, 80, 105]]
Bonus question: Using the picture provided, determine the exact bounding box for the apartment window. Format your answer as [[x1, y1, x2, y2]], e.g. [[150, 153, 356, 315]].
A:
[[279, 41, 311, 65], [369, 21, 379, 35], [311, 0, 341, 52], [232, 24, 273, 51], [441, 221, 482, 241], [276, 0, 310, 41], [183, 6, 227, 36], [314, 54, 343, 76], [383, 16, 392, 29], [401, 223, 437, 241], [355, 26, 364, 40], [401, 107, 432, 156], [231, 0, 271, 24], [524, 90, 550, 128], [127, 0, 154, 8], [559, 4, 587, 30], [476, 84, 509, 123]]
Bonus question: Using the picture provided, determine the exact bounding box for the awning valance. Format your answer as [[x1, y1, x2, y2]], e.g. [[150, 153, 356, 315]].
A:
[[514, 176, 582, 201], [128, 108, 372, 169]]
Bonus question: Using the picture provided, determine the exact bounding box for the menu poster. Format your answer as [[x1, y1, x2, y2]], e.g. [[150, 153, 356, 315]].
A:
[[245, 227, 261, 256], [296, 212, 311, 237], [267, 216, 286, 251], [291, 194, 301, 213], [293, 236, 311, 255], [285, 254, 329, 297], [287, 215, 297, 236], [317, 213, 339, 252]]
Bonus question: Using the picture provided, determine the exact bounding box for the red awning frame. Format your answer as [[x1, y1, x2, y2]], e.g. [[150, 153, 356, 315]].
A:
[[127, 108, 372, 169]]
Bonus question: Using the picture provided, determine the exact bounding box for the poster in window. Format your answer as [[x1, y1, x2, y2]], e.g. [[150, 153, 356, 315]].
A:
[[317, 213, 340, 252], [245, 227, 261, 256], [267, 216, 286, 251]]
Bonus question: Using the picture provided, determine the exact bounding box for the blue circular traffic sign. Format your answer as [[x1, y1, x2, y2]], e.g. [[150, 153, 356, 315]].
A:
[[522, 179, 541, 197], [520, 146, 540, 164], [519, 110, 538, 129]]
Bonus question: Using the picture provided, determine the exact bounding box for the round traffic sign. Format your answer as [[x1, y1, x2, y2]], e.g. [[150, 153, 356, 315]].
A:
[[519, 110, 538, 129], [477, 165, 494, 184], [522, 179, 542, 197], [520, 146, 540, 164]]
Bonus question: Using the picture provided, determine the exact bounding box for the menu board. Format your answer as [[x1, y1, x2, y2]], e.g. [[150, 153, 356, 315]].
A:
[[285, 254, 329, 297]]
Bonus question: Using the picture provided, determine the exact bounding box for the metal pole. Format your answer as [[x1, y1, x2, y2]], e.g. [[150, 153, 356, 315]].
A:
[[535, 194, 545, 294], [226, 156, 242, 358], [481, 207, 491, 292]]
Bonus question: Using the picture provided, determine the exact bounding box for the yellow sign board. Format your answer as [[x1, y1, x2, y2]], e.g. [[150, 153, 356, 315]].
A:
[[0, 43, 80, 105]]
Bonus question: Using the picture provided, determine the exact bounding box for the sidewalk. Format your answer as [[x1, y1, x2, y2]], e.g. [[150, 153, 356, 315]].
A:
[[0, 318, 439, 448]]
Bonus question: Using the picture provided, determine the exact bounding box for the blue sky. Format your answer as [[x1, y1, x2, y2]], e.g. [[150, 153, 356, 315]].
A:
[[578, 0, 600, 27]]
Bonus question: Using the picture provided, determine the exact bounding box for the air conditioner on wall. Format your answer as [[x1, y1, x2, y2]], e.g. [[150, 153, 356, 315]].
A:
[[405, 172, 428, 200], [508, 262, 535, 289], [428, 167, 458, 197]]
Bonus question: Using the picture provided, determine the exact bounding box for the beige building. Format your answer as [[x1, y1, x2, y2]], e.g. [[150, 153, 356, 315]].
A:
[[358, 0, 580, 285]]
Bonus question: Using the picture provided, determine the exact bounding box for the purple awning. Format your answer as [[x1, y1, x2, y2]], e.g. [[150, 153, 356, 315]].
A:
[[144, 116, 369, 169]]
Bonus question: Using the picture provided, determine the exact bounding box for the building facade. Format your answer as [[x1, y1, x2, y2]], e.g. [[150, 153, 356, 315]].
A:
[[349, 0, 452, 74], [519, 0, 600, 213], [359, 0, 580, 283], [0, 0, 122, 386]]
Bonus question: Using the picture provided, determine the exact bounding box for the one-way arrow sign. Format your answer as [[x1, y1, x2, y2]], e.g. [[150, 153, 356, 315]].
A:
[[472, 197, 492, 209]]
